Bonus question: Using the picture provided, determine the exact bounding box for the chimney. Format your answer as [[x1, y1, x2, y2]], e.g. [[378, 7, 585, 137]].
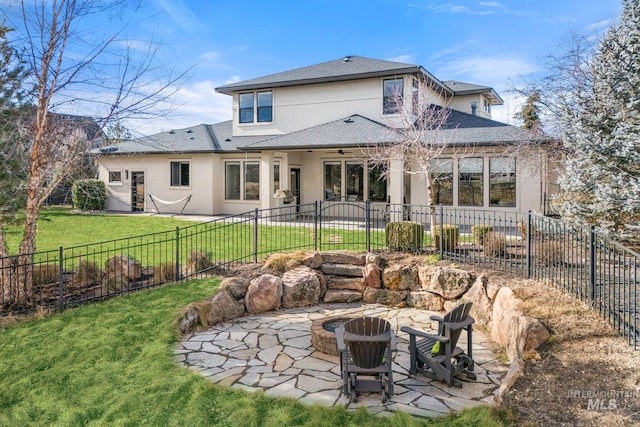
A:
[[471, 101, 477, 115]]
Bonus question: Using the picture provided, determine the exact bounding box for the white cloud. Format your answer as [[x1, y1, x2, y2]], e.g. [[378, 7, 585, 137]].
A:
[[386, 54, 416, 64], [155, 0, 205, 33], [198, 50, 219, 61], [434, 56, 538, 87]]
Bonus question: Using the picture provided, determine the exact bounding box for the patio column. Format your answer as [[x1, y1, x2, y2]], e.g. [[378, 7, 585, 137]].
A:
[[260, 151, 275, 211], [389, 155, 405, 222]]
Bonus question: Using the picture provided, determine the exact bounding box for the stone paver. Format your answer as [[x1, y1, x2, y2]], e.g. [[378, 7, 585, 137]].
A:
[[176, 303, 506, 418]]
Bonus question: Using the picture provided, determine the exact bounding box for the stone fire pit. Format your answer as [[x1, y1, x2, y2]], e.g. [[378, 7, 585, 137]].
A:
[[310, 316, 357, 355]]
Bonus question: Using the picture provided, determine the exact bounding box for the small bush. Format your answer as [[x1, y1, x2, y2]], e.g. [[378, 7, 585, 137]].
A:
[[32, 263, 59, 286], [154, 262, 178, 283], [425, 254, 441, 265], [518, 221, 528, 239], [72, 179, 106, 211], [264, 251, 307, 273], [185, 250, 214, 276], [102, 275, 129, 292], [72, 260, 102, 288], [483, 232, 507, 257], [433, 224, 459, 251], [385, 221, 424, 252], [472, 224, 493, 246]]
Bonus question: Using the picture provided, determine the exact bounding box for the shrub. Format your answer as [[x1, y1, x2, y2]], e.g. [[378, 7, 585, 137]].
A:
[[483, 232, 507, 257], [72, 260, 102, 288], [32, 263, 59, 286], [102, 275, 129, 293], [472, 224, 493, 246], [433, 224, 459, 252], [264, 251, 307, 273], [518, 221, 528, 240], [72, 179, 106, 211], [385, 221, 424, 252], [154, 262, 178, 283], [185, 250, 214, 276]]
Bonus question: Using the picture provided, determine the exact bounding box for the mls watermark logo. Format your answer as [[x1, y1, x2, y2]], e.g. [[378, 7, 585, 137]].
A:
[[568, 389, 638, 411]]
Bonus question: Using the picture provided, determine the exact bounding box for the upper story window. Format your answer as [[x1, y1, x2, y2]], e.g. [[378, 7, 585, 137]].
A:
[[383, 78, 404, 114], [170, 161, 190, 187], [239, 93, 254, 123], [412, 78, 419, 116], [483, 97, 491, 114], [239, 91, 273, 124]]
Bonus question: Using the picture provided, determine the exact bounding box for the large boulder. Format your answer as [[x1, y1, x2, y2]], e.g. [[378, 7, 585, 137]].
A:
[[281, 266, 321, 308], [105, 255, 142, 281], [208, 289, 245, 324], [363, 287, 407, 306], [463, 274, 493, 324], [418, 266, 473, 299], [245, 274, 283, 314], [382, 265, 418, 290], [407, 291, 444, 311], [300, 251, 323, 269], [221, 277, 251, 299], [491, 287, 550, 361]]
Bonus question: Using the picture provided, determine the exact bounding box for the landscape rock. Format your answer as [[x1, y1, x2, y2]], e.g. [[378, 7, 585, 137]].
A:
[[320, 263, 364, 277], [320, 252, 366, 266], [365, 253, 381, 265], [245, 274, 283, 314], [383, 265, 418, 290], [281, 266, 321, 308], [177, 305, 201, 335], [315, 271, 327, 299], [323, 289, 363, 303], [419, 266, 473, 299], [407, 291, 444, 311], [208, 289, 246, 324], [362, 263, 381, 288], [464, 274, 493, 324], [326, 276, 364, 291], [300, 252, 323, 269], [221, 276, 251, 299], [363, 287, 407, 306], [105, 255, 142, 281]]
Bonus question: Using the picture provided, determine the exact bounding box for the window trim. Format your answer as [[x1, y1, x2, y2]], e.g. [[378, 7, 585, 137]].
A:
[[224, 160, 263, 201], [239, 93, 254, 124], [257, 91, 273, 123], [244, 161, 260, 201], [383, 77, 404, 115], [108, 170, 122, 185], [458, 157, 484, 207], [489, 157, 516, 208], [170, 160, 190, 187], [238, 90, 273, 124]]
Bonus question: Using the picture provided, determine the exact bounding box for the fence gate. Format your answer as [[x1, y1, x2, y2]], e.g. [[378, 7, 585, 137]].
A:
[[318, 200, 370, 252]]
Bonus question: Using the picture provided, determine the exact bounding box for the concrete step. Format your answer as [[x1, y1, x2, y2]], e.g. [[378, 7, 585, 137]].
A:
[[320, 263, 363, 277]]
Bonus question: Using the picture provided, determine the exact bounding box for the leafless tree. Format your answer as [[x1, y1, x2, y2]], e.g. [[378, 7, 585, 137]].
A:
[[1, 0, 186, 305]]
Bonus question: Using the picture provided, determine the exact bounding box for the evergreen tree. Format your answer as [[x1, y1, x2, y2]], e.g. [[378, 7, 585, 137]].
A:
[[556, 0, 640, 243], [515, 92, 542, 133]]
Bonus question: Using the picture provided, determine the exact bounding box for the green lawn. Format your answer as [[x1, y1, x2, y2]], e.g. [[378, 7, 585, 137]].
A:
[[0, 278, 513, 426]]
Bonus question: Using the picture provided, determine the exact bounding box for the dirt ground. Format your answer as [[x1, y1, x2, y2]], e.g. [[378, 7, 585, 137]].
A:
[[217, 254, 640, 426]]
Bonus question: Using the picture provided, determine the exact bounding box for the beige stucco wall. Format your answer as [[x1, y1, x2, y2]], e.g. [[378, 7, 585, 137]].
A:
[[447, 94, 492, 119], [230, 76, 448, 136]]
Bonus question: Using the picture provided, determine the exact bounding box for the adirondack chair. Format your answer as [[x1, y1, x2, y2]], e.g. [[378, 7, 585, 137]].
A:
[[335, 317, 396, 402], [400, 302, 476, 387]]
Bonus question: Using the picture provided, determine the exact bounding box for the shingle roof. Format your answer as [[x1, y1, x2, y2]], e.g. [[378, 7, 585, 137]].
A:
[[443, 80, 504, 105], [239, 115, 403, 151], [216, 56, 451, 95]]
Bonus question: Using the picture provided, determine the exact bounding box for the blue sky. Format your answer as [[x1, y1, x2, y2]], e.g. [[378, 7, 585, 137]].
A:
[[2, 0, 624, 135]]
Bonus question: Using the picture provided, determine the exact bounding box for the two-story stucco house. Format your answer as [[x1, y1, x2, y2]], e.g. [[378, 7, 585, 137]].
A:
[[95, 55, 552, 216]]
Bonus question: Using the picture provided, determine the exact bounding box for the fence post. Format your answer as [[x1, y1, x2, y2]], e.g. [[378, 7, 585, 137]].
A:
[[526, 211, 532, 279], [438, 205, 444, 261], [58, 246, 65, 313], [365, 199, 371, 252], [315, 201, 320, 252], [590, 225, 596, 304], [175, 227, 181, 280], [253, 209, 259, 263]]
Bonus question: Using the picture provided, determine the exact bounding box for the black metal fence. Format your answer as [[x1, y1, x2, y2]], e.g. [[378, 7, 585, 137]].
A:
[[1, 201, 637, 350]]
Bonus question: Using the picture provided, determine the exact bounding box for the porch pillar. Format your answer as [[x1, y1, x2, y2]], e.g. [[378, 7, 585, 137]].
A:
[[260, 151, 275, 211], [389, 155, 405, 222]]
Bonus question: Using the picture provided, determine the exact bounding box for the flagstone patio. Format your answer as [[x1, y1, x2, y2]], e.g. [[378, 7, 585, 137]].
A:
[[174, 303, 508, 418]]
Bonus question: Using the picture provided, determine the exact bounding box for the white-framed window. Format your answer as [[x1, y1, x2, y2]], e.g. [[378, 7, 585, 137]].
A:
[[383, 78, 404, 114], [458, 157, 484, 207], [225, 160, 263, 201], [324, 161, 387, 201], [170, 161, 190, 187], [238, 91, 273, 124], [431, 159, 453, 205], [108, 170, 122, 185], [483, 97, 491, 114]]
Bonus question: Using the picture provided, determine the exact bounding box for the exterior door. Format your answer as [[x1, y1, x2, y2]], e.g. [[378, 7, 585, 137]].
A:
[[290, 168, 301, 212], [131, 171, 145, 212]]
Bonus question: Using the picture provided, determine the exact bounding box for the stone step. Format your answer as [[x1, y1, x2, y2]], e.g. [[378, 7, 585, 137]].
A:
[[326, 276, 364, 291], [323, 289, 363, 303], [320, 263, 363, 277], [320, 252, 366, 266]]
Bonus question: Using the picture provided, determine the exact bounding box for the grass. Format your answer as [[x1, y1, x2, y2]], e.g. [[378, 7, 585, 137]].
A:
[[0, 278, 511, 426]]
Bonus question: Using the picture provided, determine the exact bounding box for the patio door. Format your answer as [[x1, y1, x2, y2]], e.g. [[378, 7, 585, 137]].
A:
[[290, 168, 301, 213], [131, 171, 145, 212]]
